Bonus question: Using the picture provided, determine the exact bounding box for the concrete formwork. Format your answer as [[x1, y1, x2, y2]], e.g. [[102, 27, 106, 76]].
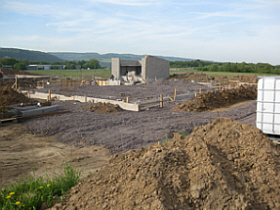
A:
[[27, 91, 195, 112]]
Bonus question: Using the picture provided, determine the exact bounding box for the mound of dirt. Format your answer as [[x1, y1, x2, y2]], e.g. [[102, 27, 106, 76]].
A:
[[0, 86, 33, 107], [0, 78, 39, 89], [88, 102, 123, 113], [169, 72, 214, 82], [175, 85, 257, 112], [1, 68, 37, 76], [53, 118, 280, 210], [232, 75, 258, 84]]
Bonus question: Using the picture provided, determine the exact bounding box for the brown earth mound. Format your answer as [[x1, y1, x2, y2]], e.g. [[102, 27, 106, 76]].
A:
[[175, 85, 257, 112], [1, 68, 37, 76], [88, 102, 123, 113], [169, 72, 214, 82], [53, 118, 280, 210], [232, 75, 258, 84], [0, 78, 39, 89], [0, 86, 33, 107]]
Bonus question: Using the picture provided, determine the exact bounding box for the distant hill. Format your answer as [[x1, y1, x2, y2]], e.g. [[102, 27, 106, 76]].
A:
[[49, 52, 194, 68], [0, 48, 199, 68], [0, 48, 63, 62]]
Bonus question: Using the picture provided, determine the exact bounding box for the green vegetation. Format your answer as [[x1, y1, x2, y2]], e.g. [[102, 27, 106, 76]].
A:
[[27, 69, 111, 79], [0, 161, 80, 210], [170, 60, 280, 75], [0, 56, 102, 71], [161, 134, 171, 145]]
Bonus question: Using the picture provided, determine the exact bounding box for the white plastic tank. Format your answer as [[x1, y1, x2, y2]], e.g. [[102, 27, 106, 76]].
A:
[[256, 76, 280, 135]]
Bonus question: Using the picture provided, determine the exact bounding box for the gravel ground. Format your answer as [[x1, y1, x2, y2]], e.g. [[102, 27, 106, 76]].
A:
[[24, 99, 256, 154], [24, 80, 256, 154], [39, 80, 217, 102]]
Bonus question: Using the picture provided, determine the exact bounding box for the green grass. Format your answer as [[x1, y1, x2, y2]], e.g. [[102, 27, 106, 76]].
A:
[[161, 134, 170, 145], [0, 161, 81, 210], [27, 69, 111, 79]]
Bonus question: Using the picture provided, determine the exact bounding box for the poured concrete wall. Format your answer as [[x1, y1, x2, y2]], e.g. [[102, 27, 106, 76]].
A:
[[144, 55, 170, 82], [111, 55, 169, 83], [111, 58, 120, 79]]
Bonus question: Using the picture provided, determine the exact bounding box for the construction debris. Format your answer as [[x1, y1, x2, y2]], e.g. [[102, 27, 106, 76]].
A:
[[175, 85, 257, 112]]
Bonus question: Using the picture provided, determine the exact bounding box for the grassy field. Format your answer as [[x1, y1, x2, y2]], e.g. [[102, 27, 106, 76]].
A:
[[27, 69, 111, 79]]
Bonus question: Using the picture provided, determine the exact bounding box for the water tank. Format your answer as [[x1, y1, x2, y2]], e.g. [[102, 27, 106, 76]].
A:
[[256, 76, 280, 135]]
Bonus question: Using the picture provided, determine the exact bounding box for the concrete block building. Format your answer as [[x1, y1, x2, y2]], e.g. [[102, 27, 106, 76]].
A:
[[111, 55, 169, 83]]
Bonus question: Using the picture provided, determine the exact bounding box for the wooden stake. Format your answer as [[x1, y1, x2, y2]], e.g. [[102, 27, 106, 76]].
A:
[[72, 96, 75, 100], [174, 88, 177, 101], [48, 89, 51, 101], [126, 97, 129, 103], [199, 88, 201, 94], [85, 96, 87, 102], [15, 76, 18, 90], [160, 94, 163, 108]]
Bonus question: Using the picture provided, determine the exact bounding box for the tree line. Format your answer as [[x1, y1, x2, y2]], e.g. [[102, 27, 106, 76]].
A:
[[170, 60, 280, 74], [0, 57, 102, 70]]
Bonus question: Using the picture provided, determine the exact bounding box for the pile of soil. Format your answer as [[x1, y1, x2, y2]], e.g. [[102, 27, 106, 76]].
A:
[[0, 78, 39, 89], [0, 86, 33, 107], [169, 72, 214, 82], [88, 102, 123, 113], [175, 85, 257, 112], [232, 75, 258, 84], [53, 118, 280, 210], [1, 68, 37, 76]]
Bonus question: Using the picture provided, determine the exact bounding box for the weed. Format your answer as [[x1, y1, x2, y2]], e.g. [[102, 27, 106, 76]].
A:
[[161, 134, 170, 145], [178, 130, 187, 138], [0, 161, 80, 210]]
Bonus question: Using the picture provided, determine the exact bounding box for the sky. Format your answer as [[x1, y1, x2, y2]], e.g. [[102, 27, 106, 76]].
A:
[[1, 0, 280, 65]]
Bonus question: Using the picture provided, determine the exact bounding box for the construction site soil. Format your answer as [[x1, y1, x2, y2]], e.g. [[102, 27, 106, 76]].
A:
[[88, 102, 123, 113], [0, 86, 33, 107], [0, 68, 44, 90], [52, 118, 280, 210], [169, 72, 258, 85], [2, 75, 269, 209], [175, 85, 257, 112], [0, 124, 110, 188], [24, 98, 257, 155], [39, 80, 217, 102]]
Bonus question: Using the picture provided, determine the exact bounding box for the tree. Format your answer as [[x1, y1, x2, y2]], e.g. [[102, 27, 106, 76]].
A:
[[210, 64, 219, 72], [83, 59, 101, 69], [14, 63, 27, 70], [0, 57, 19, 66]]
